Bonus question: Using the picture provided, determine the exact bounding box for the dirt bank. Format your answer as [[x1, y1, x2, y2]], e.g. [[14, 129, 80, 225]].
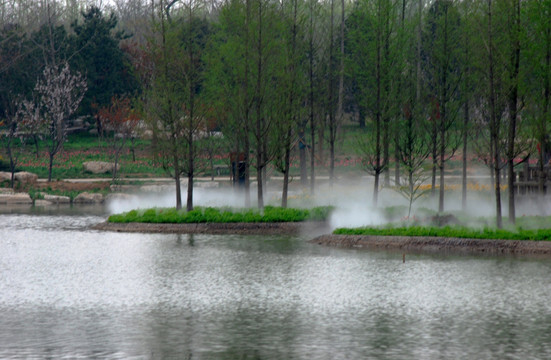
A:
[[310, 234, 551, 257], [92, 221, 330, 236]]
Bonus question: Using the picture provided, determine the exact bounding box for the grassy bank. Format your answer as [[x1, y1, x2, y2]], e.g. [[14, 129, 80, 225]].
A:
[[108, 206, 334, 224], [334, 223, 551, 241]]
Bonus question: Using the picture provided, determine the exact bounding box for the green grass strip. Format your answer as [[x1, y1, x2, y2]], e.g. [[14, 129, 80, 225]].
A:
[[333, 226, 551, 241], [108, 205, 333, 224]]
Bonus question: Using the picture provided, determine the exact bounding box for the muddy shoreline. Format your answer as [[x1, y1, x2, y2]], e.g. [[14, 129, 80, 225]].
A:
[[93, 222, 551, 257], [309, 234, 551, 257], [92, 221, 330, 236]]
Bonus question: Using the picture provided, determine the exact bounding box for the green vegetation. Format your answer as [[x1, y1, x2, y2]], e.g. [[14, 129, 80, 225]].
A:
[[334, 217, 551, 241], [2, 0, 550, 220], [108, 206, 333, 224], [12, 133, 169, 179]]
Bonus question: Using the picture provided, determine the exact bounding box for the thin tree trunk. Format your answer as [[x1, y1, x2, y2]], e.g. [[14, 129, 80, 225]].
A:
[[299, 127, 307, 185], [48, 153, 54, 182], [374, 13, 382, 207], [175, 173, 182, 210], [438, 13, 449, 213], [337, 0, 344, 123], [383, 6, 391, 187], [7, 141, 15, 188], [431, 129, 437, 196], [112, 150, 120, 182], [187, 171, 193, 211], [540, 25, 551, 194], [328, 0, 336, 187], [187, 135, 194, 211], [186, 0, 195, 212], [309, 0, 316, 194], [255, 0, 264, 209], [172, 140, 182, 209], [243, 0, 251, 208], [438, 103, 446, 213], [488, 0, 502, 228], [282, 132, 291, 208], [462, 98, 469, 211], [506, 0, 520, 224]]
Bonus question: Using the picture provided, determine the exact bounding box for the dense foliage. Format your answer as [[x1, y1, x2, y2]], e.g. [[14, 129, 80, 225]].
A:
[[1, 0, 551, 224], [108, 206, 334, 223]]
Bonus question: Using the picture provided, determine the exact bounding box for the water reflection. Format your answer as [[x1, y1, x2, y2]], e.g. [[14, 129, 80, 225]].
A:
[[1, 212, 551, 358]]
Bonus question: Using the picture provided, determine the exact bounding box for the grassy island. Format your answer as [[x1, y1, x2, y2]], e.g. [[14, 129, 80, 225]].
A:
[[108, 206, 333, 224], [334, 225, 551, 241]]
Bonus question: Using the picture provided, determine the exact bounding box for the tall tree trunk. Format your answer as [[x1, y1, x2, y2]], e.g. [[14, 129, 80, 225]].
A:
[[244, 137, 251, 207], [328, 0, 336, 186], [299, 126, 307, 185], [383, 6, 391, 187], [48, 153, 54, 182], [438, 12, 449, 213], [540, 24, 551, 194], [310, 112, 316, 193], [438, 105, 446, 213], [373, 107, 381, 207], [187, 134, 194, 211], [431, 127, 437, 196], [462, 98, 469, 211], [383, 118, 389, 186], [506, 0, 520, 224], [255, 0, 264, 209], [243, 0, 251, 208], [374, 2, 382, 206], [174, 152, 182, 210], [488, 0, 502, 228], [282, 130, 291, 208], [337, 0, 344, 124], [309, 0, 316, 194]]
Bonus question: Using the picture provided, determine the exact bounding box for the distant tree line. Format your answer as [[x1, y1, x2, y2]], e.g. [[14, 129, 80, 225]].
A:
[[1, 0, 550, 227]]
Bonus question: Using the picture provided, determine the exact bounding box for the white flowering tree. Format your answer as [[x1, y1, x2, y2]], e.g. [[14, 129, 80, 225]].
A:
[[34, 62, 87, 181]]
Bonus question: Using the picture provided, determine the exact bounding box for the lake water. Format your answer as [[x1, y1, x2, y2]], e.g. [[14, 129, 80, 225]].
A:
[[1, 209, 551, 359]]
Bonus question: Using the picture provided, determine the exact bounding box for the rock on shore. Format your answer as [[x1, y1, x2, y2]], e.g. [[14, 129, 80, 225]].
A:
[[0, 193, 32, 204], [0, 171, 38, 186], [74, 192, 104, 204]]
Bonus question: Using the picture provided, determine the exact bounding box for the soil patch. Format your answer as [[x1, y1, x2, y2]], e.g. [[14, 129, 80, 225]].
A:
[[92, 221, 329, 236], [310, 234, 551, 257]]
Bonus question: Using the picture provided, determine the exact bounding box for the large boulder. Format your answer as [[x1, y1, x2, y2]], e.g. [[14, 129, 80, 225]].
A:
[[0, 193, 32, 204], [73, 192, 104, 204], [0, 172, 11, 182], [43, 194, 71, 204], [14, 171, 38, 185], [83, 161, 119, 174], [34, 199, 53, 207], [0, 171, 38, 186]]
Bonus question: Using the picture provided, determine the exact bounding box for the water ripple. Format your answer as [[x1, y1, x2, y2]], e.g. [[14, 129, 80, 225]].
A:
[[1, 213, 551, 358]]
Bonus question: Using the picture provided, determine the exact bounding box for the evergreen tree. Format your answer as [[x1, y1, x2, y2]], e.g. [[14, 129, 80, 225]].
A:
[[70, 6, 138, 118]]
